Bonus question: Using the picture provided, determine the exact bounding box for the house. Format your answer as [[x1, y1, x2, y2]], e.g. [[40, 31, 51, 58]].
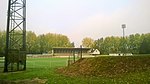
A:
[[89, 49, 100, 55]]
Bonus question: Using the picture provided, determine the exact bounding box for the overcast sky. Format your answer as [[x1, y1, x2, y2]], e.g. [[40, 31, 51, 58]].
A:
[[0, 0, 150, 47]]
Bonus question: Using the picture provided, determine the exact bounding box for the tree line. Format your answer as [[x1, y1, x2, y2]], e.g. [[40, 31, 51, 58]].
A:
[[82, 33, 150, 54], [0, 30, 150, 55], [0, 31, 74, 55]]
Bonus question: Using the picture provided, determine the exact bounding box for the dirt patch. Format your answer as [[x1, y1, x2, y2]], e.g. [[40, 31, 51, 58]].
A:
[[57, 56, 150, 77], [0, 78, 47, 84]]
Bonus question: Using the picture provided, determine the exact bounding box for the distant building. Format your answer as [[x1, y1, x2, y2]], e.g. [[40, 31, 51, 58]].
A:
[[109, 53, 133, 56], [52, 47, 91, 56], [89, 49, 100, 55]]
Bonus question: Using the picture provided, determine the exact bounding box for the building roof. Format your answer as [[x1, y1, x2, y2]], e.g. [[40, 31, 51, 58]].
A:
[[52, 47, 91, 51]]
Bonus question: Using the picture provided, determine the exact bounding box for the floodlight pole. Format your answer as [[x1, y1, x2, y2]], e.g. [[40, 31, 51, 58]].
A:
[[122, 24, 126, 38], [4, 0, 26, 72], [122, 24, 126, 55], [23, 0, 26, 70], [4, 0, 11, 72]]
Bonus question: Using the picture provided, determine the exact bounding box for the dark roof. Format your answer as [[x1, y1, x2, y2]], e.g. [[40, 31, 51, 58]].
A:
[[52, 47, 91, 51]]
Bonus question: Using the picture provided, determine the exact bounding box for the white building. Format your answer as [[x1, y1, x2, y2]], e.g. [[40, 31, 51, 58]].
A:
[[89, 49, 100, 55]]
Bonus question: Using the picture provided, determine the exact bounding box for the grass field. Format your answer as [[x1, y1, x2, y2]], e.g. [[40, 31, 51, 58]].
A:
[[0, 56, 150, 84]]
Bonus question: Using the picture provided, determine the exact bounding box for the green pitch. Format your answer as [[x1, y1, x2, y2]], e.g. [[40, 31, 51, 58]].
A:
[[0, 57, 150, 84]]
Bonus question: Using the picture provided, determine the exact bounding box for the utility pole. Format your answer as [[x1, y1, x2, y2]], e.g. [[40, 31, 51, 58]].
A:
[[4, 0, 26, 72], [80, 45, 82, 59]]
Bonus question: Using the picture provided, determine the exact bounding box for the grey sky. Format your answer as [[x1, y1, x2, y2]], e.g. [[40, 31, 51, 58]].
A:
[[0, 0, 150, 47]]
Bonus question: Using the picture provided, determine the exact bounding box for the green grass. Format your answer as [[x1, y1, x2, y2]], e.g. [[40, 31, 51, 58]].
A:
[[0, 56, 150, 84]]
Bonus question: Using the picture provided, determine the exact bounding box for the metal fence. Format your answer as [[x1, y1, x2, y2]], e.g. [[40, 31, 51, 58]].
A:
[[0, 57, 4, 72]]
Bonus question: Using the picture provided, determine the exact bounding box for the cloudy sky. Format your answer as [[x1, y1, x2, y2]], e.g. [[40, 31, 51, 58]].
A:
[[0, 0, 150, 47]]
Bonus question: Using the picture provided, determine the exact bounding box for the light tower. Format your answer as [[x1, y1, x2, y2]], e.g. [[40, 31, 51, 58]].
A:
[[122, 24, 126, 38], [4, 0, 26, 72], [121, 24, 126, 55]]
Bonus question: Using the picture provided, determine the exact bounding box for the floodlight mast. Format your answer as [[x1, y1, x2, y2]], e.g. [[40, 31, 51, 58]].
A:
[[122, 24, 126, 38], [122, 24, 126, 56], [4, 0, 26, 72]]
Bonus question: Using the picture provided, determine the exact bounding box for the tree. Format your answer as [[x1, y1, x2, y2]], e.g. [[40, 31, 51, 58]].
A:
[[82, 37, 94, 48], [139, 33, 150, 54], [127, 33, 142, 54], [102, 36, 120, 54], [26, 31, 37, 54], [109, 36, 120, 53], [0, 31, 6, 56], [93, 38, 105, 54], [70, 42, 75, 47]]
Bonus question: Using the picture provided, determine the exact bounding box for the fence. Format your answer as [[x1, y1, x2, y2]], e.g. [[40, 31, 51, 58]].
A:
[[0, 57, 4, 72]]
